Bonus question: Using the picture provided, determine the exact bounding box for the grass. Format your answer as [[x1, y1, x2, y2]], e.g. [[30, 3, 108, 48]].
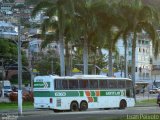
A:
[[136, 98, 157, 106], [102, 115, 160, 120], [0, 102, 34, 111], [87, 114, 160, 120]]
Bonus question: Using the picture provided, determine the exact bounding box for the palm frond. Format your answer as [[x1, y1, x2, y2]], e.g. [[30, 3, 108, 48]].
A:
[[31, 1, 53, 18]]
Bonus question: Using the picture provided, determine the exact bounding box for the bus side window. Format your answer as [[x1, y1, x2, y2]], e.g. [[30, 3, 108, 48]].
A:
[[108, 80, 117, 88], [118, 80, 125, 88], [126, 89, 133, 97], [69, 80, 78, 89], [79, 80, 88, 89], [89, 80, 98, 89], [55, 79, 62, 90], [126, 81, 132, 88], [62, 80, 68, 90], [99, 80, 108, 89]]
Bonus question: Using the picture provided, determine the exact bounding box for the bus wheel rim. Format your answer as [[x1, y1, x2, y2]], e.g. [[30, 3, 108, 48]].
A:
[[81, 102, 87, 110]]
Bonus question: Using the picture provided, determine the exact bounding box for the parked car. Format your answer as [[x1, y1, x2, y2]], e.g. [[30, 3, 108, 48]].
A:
[[157, 87, 160, 92], [0, 80, 12, 97], [149, 88, 159, 94]]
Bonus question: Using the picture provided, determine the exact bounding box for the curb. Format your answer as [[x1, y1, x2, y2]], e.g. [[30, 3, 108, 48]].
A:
[[135, 104, 158, 107]]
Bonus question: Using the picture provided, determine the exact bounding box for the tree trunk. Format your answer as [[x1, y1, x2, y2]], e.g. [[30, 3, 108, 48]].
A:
[[65, 42, 71, 76], [59, 34, 65, 76], [58, 6, 65, 76], [131, 32, 136, 85], [108, 48, 113, 77], [131, 32, 137, 102], [91, 51, 96, 75], [124, 41, 128, 78], [83, 37, 88, 75]]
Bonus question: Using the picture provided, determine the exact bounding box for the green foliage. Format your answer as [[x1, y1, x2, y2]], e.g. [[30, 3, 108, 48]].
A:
[[0, 39, 28, 66], [0, 39, 17, 59], [33, 51, 60, 75], [10, 73, 30, 84]]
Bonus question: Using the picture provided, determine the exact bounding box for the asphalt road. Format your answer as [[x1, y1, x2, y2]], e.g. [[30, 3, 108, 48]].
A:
[[3, 106, 156, 120]]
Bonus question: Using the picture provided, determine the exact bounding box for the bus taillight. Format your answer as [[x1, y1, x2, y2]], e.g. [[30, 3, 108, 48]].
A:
[[50, 98, 53, 103]]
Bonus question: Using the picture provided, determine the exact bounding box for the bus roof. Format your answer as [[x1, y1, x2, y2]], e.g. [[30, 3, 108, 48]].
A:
[[48, 75, 132, 81]]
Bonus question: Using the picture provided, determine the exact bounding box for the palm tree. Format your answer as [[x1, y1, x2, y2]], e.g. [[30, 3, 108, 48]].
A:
[[119, 0, 159, 85], [118, 0, 160, 101], [94, 1, 125, 77], [31, 0, 74, 76], [73, 0, 105, 74]]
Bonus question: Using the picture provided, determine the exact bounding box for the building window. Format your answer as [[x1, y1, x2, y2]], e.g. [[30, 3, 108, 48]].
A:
[[145, 41, 149, 45], [138, 40, 141, 44], [129, 60, 132, 64], [139, 48, 141, 52], [138, 56, 141, 61], [143, 49, 145, 53], [128, 43, 132, 47]]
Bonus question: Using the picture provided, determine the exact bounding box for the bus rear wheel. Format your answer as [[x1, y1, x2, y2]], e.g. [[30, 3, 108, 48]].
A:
[[80, 101, 88, 111], [119, 100, 127, 109], [70, 102, 79, 111]]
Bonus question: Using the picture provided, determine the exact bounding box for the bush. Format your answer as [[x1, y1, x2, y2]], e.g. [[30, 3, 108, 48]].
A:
[[23, 91, 34, 102], [9, 92, 34, 102], [9, 92, 18, 102]]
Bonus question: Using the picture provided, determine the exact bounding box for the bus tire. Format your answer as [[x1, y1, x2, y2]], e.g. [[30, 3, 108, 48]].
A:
[[119, 100, 127, 109], [80, 101, 88, 111], [70, 101, 79, 112]]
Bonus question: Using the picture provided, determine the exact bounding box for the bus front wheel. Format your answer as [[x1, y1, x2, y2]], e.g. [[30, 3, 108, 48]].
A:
[[119, 100, 127, 109], [80, 101, 88, 111], [70, 102, 79, 111]]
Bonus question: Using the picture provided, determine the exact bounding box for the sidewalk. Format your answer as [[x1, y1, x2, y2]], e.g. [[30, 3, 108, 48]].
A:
[[136, 93, 157, 101], [0, 97, 10, 103]]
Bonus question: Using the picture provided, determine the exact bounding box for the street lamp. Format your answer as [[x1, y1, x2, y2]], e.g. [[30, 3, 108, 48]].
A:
[[17, 24, 23, 116], [0, 58, 4, 98]]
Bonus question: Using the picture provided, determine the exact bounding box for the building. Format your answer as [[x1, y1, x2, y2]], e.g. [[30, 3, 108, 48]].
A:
[[15, 0, 25, 5], [151, 30, 160, 87], [0, 20, 18, 39], [117, 32, 152, 84]]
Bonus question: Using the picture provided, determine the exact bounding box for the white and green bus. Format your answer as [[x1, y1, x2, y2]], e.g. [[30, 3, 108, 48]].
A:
[[33, 75, 135, 112]]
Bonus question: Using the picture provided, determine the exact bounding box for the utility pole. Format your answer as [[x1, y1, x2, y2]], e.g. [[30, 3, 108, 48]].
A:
[[29, 52, 33, 92], [18, 23, 23, 116], [1, 58, 4, 98], [51, 56, 54, 74]]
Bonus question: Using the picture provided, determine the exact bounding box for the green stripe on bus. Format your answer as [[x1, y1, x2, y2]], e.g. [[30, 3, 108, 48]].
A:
[[34, 91, 50, 97], [93, 97, 97, 102], [34, 82, 50, 88], [91, 91, 95, 96], [79, 91, 84, 96], [34, 91, 80, 97], [34, 90, 124, 97], [100, 91, 122, 96]]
